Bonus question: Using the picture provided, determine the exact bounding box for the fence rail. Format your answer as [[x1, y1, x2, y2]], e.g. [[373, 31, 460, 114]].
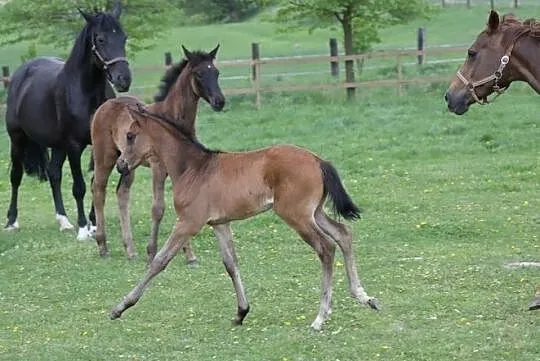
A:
[[2, 43, 468, 108]]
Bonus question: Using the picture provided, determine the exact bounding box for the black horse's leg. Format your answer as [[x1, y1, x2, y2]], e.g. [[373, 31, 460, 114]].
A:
[[88, 177, 96, 227], [66, 143, 92, 240], [5, 133, 26, 231], [47, 148, 74, 231]]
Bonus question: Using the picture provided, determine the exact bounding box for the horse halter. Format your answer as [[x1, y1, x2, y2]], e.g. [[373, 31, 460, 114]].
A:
[[455, 31, 528, 105], [91, 38, 128, 71]]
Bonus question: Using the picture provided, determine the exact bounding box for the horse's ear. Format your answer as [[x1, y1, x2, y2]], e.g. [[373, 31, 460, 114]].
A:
[[209, 44, 220, 59], [111, 0, 122, 19], [487, 10, 500, 33], [78, 8, 94, 23], [182, 45, 194, 62]]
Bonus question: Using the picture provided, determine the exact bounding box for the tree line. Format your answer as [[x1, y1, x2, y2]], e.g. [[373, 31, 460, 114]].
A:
[[0, 0, 432, 59]]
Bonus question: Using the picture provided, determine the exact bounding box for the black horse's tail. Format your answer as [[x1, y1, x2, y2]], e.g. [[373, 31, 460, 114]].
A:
[[320, 160, 362, 220], [21, 139, 49, 182], [88, 151, 94, 172]]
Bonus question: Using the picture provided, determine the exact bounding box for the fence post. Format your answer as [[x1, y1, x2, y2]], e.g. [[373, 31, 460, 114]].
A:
[[2, 66, 9, 89], [441, 0, 446, 7], [467, 0, 471, 8], [251, 43, 261, 109], [514, 0, 519, 8], [490, 0, 494, 10], [417, 27, 425, 65], [396, 55, 403, 97], [164, 52, 172, 67], [329, 38, 339, 77]]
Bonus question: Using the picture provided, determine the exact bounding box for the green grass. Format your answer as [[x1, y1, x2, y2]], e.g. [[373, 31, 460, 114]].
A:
[[0, 4, 539, 361], [0, 82, 539, 360]]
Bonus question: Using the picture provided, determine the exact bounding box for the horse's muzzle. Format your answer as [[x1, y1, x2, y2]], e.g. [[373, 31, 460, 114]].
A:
[[116, 158, 130, 176], [109, 62, 132, 92], [444, 89, 470, 115]]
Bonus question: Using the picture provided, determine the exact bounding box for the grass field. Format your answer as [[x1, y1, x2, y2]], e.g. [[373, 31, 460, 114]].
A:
[[0, 3, 539, 361], [0, 83, 538, 360]]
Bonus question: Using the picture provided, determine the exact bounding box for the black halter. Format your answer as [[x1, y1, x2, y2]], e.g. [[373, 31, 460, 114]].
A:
[[91, 37, 128, 70]]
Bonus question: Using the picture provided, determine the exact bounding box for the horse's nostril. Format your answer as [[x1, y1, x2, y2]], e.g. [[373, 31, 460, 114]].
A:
[[444, 93, 449, 102]]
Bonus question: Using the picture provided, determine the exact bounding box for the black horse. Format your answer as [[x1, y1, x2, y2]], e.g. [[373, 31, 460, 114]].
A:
[[4, 2, 131, 240]]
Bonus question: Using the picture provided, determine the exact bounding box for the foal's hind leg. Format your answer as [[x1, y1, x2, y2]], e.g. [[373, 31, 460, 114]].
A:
[[117, 170, 137, 259], [5, 132, 26, 231], [315, 209, 380, 311], [47, 148, 74, 231], [275, 205, 336, 330], [212, 223, 250, 325]]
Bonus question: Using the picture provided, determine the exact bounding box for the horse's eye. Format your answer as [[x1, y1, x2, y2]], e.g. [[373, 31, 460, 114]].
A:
[[468, 49, 477, 59], [96, 36, 105, 44], [126, 132, 136, 143]]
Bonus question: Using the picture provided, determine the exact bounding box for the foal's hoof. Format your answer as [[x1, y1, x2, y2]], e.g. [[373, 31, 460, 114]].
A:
[[4, 220, 20, 232], [528, 297, 540, 311], [187, 259, 199, 269], [367, 298, 382, 311], [99, 250, 111, 258], [110, 309, 122, 320]]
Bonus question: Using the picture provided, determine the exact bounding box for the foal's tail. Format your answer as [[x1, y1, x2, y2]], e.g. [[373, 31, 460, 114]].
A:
[[21, 139, 49, 182], [320, 160, 362, 220]]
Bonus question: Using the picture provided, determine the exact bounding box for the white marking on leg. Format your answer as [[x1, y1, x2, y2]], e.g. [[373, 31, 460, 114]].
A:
[[4, 220, 20, 232], [56, 214, 74, 231], [77, 225, 94, 241]]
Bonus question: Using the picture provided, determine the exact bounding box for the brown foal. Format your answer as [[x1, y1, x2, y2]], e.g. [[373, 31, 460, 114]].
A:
[[91, 45, 224, 260], [109, 105, 381, 330]]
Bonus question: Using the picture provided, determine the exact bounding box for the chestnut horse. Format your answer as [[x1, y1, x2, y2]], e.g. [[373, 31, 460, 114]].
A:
[[109, 104, 381, 331], [90, 45, 224, 260], [445, 11, 540, 311], [445, 10, 540, 114]]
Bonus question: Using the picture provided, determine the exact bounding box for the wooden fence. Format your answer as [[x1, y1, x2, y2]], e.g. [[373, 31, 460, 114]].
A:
[[438, 0, 521, 8], [2, 43, 468, 109]]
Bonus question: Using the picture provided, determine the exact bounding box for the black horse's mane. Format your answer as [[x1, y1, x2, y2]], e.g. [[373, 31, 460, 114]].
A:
[[64, 11, 122, 69], [154, 50, 215, 102]]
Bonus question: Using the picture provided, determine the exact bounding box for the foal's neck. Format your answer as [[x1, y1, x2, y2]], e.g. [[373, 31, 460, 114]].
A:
[[151, 68, 199, 138], [147, 118, 215, 183], [513, 37, 540, 93]]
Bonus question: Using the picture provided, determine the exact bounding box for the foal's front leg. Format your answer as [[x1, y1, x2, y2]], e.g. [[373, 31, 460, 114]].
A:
[[110, 221, 200, 319], [117, 171, 137, 259], [148, 164, 197, 265], [212, 223, 250, 325]]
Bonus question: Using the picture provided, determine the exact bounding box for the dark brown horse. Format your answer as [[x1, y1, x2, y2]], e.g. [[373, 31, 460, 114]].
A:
[[445, 10, 540, 114], [445, 11, 540, 311], [90, 45, 224, 260], [109, 104, 380, 330]]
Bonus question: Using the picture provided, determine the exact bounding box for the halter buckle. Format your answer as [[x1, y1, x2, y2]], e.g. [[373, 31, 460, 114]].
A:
[[501, 55, 509, 65]]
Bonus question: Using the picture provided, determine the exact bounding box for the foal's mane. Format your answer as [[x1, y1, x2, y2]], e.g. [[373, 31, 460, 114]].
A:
[[131, 104, 220, 155], [65, 10, 122, 69], [154, 50, 215, 102], [495, 13, 540, 47]]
